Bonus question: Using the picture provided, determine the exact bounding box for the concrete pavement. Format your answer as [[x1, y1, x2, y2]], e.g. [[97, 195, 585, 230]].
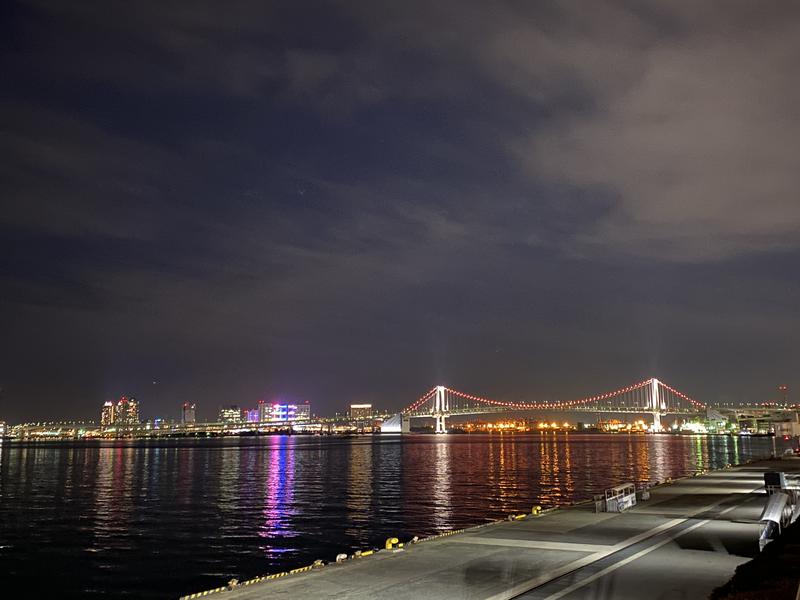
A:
[[183, 457, 800, 600]]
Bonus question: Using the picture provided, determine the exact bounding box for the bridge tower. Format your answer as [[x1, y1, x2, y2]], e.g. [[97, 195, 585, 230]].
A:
[[651, 377, 662, 431], [434, 385, 448, 434]]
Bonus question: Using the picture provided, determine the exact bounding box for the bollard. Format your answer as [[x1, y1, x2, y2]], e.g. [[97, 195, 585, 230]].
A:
[[335, 553, 348, 563], [410, 536, 419, 544], [385, 537, 400, 550], [531, 505, 542, 515], [227, 579, 239, 591], [312, 559, 324, 568]]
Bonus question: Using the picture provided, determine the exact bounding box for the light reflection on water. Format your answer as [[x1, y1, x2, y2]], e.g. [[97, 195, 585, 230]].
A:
[[0, 433, 785, 599], [260, 439, 297, 558]]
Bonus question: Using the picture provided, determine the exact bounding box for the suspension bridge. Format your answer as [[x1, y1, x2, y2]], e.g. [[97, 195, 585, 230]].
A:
[[385, 377, 706, 433]]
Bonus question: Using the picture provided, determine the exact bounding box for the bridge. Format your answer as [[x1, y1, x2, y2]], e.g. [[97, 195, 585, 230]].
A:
[[385, 377, 706, 433]]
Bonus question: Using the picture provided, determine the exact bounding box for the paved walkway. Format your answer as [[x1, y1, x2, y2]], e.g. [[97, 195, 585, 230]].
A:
[[198, 457, 800, 600]]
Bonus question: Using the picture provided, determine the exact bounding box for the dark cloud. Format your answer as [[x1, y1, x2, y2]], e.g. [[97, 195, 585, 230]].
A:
[[1, 0, 798, 422]]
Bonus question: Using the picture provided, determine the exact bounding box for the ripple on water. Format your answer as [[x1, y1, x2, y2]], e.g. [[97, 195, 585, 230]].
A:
[[0, 433, 785, 599]]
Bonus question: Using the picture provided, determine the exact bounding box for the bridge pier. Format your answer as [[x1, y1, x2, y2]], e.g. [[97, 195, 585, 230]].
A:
[[434, 414, 447, 434], [651, 379, 663, 432], [434, 386, 448, 434], [652, 412, 662, 432]]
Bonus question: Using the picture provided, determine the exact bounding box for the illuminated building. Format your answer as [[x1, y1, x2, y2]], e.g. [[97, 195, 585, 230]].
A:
[[98, 396, 139, 430], [349, 404, 373, 420], [0, 421, 6, 437], [259, 402, 311, 422], [257, 400, 269, 423], [118, 396, 139, 426], [100, 396, 139, 428], [454, 419, 577, 433], [293, 402, 311, 421], [245, 408, 259, 423], [100, 401, 115, 427], [597, 419, 648, 433], [181, 402, 196, 424], [218, 406, 241, 423], [298, 402, 311, 420]]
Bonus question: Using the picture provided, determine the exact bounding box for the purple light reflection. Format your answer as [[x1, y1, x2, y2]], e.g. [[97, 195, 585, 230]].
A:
[[259, 437, 298, 558]]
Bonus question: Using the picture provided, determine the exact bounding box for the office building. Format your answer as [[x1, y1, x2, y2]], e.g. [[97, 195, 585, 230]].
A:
[[349, 404, 373, 420], [295, 402, 311, 421], [182, 402, 196, 424], [257, 400, 269, 423], [258, 401, 311, 422], [218, 406, 241, 423]]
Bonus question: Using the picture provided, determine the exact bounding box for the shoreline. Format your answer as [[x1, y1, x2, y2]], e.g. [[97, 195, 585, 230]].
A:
[[0, 430, 781, 444]]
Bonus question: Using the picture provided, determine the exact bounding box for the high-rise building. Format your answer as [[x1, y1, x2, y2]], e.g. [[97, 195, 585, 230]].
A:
[[117, 396, 139, 426], [349, 404, 373, 420], [182, 402, 196, 424], [101, 396, 140, 428], [128, 397, 139, 424], [101, 401, 116, 427], [257, 400, 269, 423], [245, 408, 259, 423], [218, 406, 241, 423]]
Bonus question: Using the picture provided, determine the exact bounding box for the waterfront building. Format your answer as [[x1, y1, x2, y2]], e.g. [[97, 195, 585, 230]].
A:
[[181, 402, 196, 424], [245, 408, 259, 422], [100, 396, 140, 428], [117, 396, 139, 426], [349, 403, 373, 420], [100, 401, 115, 427], [295, 402, 311, 421], [257, 400, 268, 422], [218, 406, 241, 423], [258, 402, 311, 422]]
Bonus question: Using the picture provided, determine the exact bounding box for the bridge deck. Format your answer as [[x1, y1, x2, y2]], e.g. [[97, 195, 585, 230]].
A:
[[189, 457, 799, 600]]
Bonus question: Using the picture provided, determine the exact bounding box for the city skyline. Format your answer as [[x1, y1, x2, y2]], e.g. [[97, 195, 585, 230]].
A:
[[2, 373, 793, 425], [2, 1, 799, 423], [4, 377, 795, 427]]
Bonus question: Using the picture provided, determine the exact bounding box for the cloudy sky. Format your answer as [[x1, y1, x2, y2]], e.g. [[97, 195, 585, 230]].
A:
[[2, 1, 798, 422]]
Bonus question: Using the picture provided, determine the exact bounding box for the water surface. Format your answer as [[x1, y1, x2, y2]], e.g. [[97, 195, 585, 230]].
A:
[[0, 433, 783, 598]]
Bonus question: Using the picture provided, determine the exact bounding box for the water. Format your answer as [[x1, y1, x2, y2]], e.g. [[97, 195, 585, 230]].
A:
[[0, 434, 785, 598]]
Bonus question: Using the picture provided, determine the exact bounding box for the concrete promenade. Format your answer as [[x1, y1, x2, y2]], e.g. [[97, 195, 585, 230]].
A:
[[187, 457, 800, 600]]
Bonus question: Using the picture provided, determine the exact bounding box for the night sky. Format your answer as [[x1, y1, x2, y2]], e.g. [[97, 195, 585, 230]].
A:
[[2, 1, 799, 423]]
